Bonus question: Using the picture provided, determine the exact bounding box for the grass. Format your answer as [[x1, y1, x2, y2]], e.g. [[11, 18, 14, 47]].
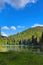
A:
[[0, 51, 43, 65]]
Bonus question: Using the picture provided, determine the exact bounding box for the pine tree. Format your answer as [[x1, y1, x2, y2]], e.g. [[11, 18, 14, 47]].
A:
[[39, 32, 43, 52], [41, 32, 43, 43]]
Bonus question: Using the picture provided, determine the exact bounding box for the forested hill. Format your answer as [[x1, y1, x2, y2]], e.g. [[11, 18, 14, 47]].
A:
[[0, 26, 43, 45], [8, 26, 43, 43], [0, 26, 43, 51]]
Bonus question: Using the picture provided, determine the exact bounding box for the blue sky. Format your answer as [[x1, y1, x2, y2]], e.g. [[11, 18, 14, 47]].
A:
[[0, 0, 43, 36]]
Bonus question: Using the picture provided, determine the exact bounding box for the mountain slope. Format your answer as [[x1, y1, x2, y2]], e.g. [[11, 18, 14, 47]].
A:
[[9, 26, 43, 42], [0, 26, 43, 45]]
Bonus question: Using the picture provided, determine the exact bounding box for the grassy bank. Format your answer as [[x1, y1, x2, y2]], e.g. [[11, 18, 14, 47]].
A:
[[0, 52, 43, 65]]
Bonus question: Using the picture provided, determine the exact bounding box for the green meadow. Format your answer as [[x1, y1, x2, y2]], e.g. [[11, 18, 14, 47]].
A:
[[0, 52, 43, 65]]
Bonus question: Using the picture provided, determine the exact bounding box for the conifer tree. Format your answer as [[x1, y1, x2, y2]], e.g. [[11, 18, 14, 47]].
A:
[[39, 32, 43, 51]]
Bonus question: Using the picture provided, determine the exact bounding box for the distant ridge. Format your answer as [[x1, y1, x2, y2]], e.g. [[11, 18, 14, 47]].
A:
[[1, 36, 6, 38]]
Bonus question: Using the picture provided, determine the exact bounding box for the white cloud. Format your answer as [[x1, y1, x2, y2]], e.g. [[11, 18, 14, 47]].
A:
[[1, 32, 8, 37], [0, 0, 37, 11], [32, 24, 43, 28], [6, 0, 37, 9], [2, 26, 9, 30], [10, 26, 16, 30], [17, 25, 25, 28], [0, 0, 5, 11]]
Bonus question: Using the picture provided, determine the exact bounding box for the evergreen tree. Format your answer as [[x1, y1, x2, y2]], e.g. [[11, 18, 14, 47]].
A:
[[19, 40, 22, 48], [27, 39, 31, 49], [31, 35, 38, 51], [34, 37, 38, 51], [41, 32, 43, 43], [39, 32, 43, 52], [31, 35, 35, 47]]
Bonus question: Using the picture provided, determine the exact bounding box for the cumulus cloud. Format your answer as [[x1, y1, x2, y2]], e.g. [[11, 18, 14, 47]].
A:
[[10, 26, 16, 30], [0, 0, 37, 11], [17, 25, 25, 28], [1, 32, 8, 37], [32, 24, 43, 28], [1, 26, 9, 30]]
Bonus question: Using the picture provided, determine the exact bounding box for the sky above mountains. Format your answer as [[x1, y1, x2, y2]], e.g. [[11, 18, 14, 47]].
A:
[[0, 0, 43, 36]]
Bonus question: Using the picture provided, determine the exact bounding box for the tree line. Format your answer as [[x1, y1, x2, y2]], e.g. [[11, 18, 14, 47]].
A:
[[6, 32, 43, 52], [18, 32, 43, 52]]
